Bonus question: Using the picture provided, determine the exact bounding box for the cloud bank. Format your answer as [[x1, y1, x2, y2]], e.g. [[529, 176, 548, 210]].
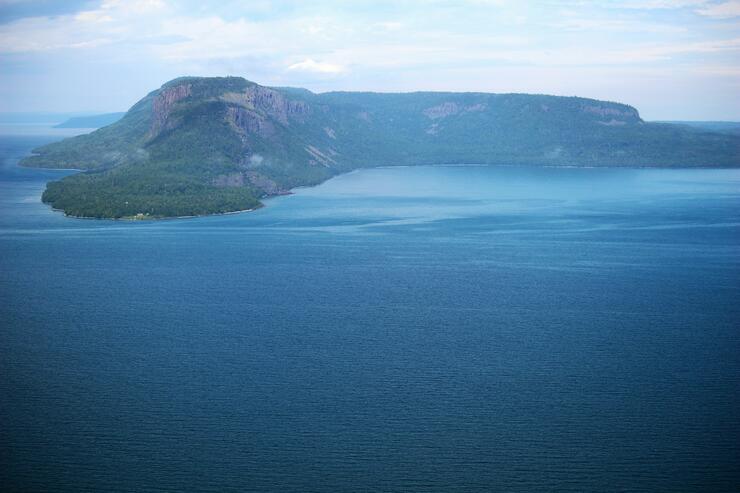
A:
[[0, 0, 738, 119]]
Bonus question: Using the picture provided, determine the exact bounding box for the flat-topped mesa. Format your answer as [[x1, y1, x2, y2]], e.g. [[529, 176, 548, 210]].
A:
[[19, 76, 740, 219]]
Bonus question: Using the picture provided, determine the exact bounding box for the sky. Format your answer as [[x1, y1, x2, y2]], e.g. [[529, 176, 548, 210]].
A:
[[0, 0, 739, 120]]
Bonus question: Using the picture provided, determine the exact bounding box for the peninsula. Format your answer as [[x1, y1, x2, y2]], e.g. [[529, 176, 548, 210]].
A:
[[21, 76, 740, 219]]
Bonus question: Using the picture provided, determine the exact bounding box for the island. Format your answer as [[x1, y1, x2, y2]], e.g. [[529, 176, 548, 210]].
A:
[[21, 76, 740, 219]]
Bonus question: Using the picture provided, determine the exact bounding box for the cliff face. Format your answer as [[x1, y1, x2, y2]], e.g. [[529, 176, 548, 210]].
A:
[[227, 106, 276, 139], [20, 76, 740, 219], [581, 103, 641, 125], [149, 83, 192, 138], [245, 85, 311, 124]]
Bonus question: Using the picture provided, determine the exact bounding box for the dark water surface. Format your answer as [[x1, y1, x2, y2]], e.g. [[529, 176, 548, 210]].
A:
[[1, 131, 739, 492]]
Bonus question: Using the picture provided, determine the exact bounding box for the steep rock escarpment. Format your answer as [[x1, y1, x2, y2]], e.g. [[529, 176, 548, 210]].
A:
[[149, 83, 192, 138]]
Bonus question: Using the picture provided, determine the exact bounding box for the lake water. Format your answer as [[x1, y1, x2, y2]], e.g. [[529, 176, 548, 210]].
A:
[[1, 130, 739, 492]]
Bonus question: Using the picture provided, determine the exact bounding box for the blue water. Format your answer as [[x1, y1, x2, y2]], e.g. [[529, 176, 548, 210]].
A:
[[1, 130, 739, 492]]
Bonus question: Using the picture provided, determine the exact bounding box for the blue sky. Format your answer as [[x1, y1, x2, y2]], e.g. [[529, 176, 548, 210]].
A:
[[0, 0, 739, 120]]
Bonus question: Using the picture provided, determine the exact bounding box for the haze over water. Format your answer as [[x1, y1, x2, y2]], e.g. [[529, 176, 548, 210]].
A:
[[1, 131, 739, 492]]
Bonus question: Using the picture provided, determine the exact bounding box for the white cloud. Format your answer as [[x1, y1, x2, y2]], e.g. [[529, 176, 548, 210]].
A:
[[373, 21, 403, 31], [0, 0, 168, 53], [603, 0, 708, 9], [75, 11, 114, 23], [554, 16, 687, 33], [697, 1, 740, 18], [98, 0, 166, 15], [0, 0, 738, 118], [0, 16, 111, 52], [491, 37, 740, 65], [287, 58, 345, 74]]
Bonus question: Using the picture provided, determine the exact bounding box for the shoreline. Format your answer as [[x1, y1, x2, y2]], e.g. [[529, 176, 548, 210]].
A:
[[26, 161, 740, 221], [49, 203, 265, 222]]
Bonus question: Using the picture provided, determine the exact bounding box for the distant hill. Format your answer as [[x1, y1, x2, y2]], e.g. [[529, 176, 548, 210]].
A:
[[53, 112, 125, 128], [654, 121, 740, 136], [21, 76, 740, 219]]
